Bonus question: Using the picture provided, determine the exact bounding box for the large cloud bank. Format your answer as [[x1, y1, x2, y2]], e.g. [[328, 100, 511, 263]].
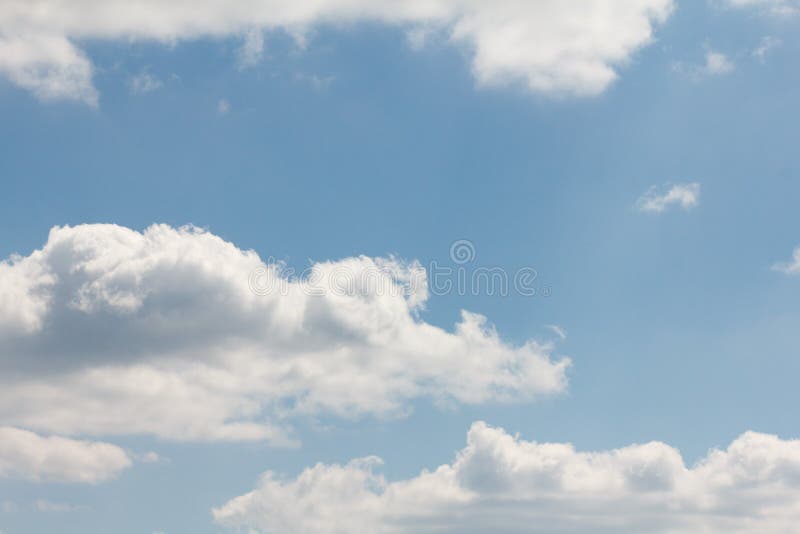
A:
[[0, 0, 674, 104], [0, 224, 568, 443], [214, 421, 800, 533]]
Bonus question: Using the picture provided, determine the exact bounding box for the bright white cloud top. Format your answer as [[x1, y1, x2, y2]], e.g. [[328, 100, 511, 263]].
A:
[[0, 0, 674, 104], [636, 182, 701, 213], [0, 224, 569, 444], [0, 427, 131, 484], [214, 421, 800, 534]]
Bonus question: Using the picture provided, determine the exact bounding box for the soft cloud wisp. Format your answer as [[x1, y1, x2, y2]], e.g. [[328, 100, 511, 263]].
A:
[[636, 182, 700, 213]]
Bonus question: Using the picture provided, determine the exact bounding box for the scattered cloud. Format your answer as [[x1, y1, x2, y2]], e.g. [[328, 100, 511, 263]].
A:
[[238, 29, 265, 69], [703, 50, 736, 75], [753, 36, 781, 62], [137, 451, 167, 464], [295, 73, 336, 91], [0, 224, 569, 444], [34, 500, 89, 513], [214, 421, 800, 534], [217, 98, 231, 115], [1, 501, 17, 513], [772, 246, 800, 274], [673, 50, 734, 80], [0, 0, 675, 104], [0, 426, 131, 483], [724, 0, 800, 16], [0, 34, 98, 106], [129, 70, 163, 95], [545, 324, 567, 340], [636, 182, 700, 213]]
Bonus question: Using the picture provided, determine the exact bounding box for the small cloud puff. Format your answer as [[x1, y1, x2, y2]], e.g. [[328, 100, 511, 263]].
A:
[[129, 70, 163, 94], [772, 246, 800, 275], [217, 98, 231, 115], [673, 50, 734, 80], [636, 182, 701, 213]]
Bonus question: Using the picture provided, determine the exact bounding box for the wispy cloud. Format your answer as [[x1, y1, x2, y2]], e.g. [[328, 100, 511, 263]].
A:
[[725, 0, 800, 17], [753, 36, 781, 62], [772, 246, 800, 274], [673, 50, 735, 80], [636, 182, 701, 214], [217, 98, 231, 115], [129, 70, 163, 95], [546, 324, 567, 340], [34, 500, 89, 513], [295, 73, 336, 92], [237, 29, 265, 69]]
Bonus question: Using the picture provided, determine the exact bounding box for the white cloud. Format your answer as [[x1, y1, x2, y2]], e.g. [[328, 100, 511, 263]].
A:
[[703, 51, 735, 75], [129, 70, 163, 94], [295, 72, 336, 91], [217, 98, 231, 115], [753, 36, 781, 62], [0, 426, 131, 483], [238, 29, 266, 69], [0, 224, 569, 444], [772, 246, 800, 274], [673, 50, 734, 80], [214, 421, 800, 534], [724, 0, 800, 16], [34, 500, 88, 513], [0, 0, 674, 104], [545, 324, 567, 340], [636, 182, 700, 213], [139, 451, 165, 464], [0, 34, 98, 106]]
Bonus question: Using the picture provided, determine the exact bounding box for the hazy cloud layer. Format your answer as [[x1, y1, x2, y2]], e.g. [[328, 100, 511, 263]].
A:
[[0, 0, 674, 104], [0, 224, 569, 443], [215, 421, 800, 533]]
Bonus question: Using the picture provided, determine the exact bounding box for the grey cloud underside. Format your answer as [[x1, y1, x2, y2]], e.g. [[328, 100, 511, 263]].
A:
[[0, 224, 568, 443]]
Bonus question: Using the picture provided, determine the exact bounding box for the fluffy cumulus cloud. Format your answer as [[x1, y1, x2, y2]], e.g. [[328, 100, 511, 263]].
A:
[[0, 224, 569, 444], [214, 421, 800, 534], [0, 0, 674, 104], [636, 182, 700, 213], [0, 426, 131, 483]]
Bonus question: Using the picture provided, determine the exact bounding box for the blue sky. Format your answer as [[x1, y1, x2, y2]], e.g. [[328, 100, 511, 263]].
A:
[[3, 1, 800, 533]]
